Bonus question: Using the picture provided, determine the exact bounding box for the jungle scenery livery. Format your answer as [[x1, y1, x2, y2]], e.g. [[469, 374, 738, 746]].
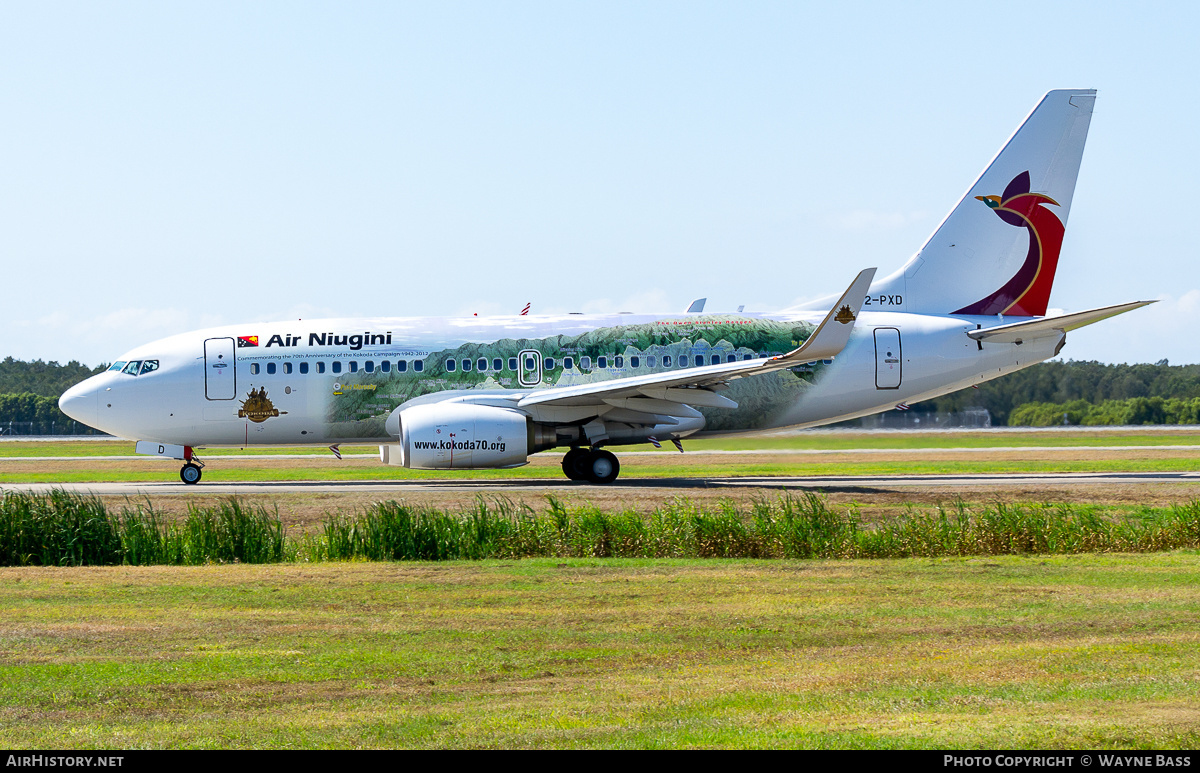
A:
[[272, 315, 825, 438]]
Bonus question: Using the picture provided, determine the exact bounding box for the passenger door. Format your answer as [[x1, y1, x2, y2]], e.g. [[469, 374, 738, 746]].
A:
[[204, 337, 237, 400]]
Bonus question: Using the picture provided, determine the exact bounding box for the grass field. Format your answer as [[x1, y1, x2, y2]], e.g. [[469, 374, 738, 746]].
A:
[[2, 555, 1198, 748], [4, 432, 1200, 748], [3, 429, 1200, 487]]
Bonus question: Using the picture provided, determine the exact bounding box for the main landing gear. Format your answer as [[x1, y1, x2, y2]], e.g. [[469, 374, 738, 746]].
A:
[[179, 448, 205, 485], [561, 447, 620, 484]]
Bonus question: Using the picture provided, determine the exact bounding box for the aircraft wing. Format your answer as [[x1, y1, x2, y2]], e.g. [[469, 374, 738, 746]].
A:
[[518, 268, 876, 410], [967, 301, 1155, 344]]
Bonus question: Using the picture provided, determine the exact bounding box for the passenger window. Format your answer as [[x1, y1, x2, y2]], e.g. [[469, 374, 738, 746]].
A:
[[545, 358, 555, 370], [139, 360, 159, 375], [317, 362, 326, 374], [300, 362, 309, 374], [283, 362, 293, 375], [364, 361, 374, 373], [477, 358, 487, 371], [381, 361, 390, 373], [414, 360, 423, 372], [564, 357, 574, 370], [250, 363, 260, 375], [349, 361, 358, 373], [508, 357, 518, 371], [462, 359, 471, 372], [446, 359, 456, 372], [122, 361, 142, 375], [493, 358, 502, 371], [267, 363, 276, 375], [598, 356, 608, 369], [711, 355, 720, 366], [727, 354, 736, 363], [630, 356, 639, 368], [397, 360, 407, 373], [581, 356, 591, 369], [647, 356, 657, 367], [108, 361, 127, 372], [663, 355, 672, 367], [524, 356, 536, 371], [614, 356, 623, 368], [332, 362, 342, 374]]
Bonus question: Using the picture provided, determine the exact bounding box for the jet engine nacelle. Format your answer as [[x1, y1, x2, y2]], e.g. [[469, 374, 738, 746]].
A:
[[381, 402, 546, 469]]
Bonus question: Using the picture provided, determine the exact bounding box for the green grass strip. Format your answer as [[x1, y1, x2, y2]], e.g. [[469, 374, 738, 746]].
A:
[[5, 490, 1200, 566]]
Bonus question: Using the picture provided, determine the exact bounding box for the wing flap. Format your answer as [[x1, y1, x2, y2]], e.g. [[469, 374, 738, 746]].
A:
[[637, 386, 738, 409]]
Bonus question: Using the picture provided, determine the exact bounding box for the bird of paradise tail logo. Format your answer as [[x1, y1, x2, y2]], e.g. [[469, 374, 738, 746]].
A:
[[238, 387, 287, 422], [953, 170, 1064, 317]]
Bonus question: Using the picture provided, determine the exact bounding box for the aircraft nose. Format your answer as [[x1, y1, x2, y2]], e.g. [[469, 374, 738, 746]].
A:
[[59, 381, 99, 428]]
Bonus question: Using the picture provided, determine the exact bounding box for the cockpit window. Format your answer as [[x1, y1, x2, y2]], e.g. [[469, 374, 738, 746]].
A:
[[139, 360, 159, 375], [108, 362, 127, 372], [122, 361, 143, 375]]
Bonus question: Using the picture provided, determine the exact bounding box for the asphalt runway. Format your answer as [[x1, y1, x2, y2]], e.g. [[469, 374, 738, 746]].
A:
[[6, 470, 1200, 496]]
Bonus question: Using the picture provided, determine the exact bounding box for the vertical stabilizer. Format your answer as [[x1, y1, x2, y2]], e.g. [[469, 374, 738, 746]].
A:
[[868, 89, 1095, 317]]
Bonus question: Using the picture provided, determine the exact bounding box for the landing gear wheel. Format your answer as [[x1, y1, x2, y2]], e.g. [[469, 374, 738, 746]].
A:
[[562, 448, 589, 481], [180, 463, 202, 485], [585, 449, 620, 484]]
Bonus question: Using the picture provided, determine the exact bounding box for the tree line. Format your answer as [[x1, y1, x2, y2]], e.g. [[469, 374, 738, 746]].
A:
[[910, 359, 1200, 425], [0, 358, 108, 434], [5, 357, 1200, 430], [1008, 397, 1200, 427], [0, 357, 107, 397]]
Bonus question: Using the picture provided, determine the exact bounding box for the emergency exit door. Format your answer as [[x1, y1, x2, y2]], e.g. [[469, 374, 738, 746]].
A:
[[517, 349, 543, 387], [874, 328, 902, 389]]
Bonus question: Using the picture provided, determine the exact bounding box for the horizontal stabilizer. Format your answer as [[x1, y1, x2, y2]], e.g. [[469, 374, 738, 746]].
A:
[[967, 301, 1155, 344]]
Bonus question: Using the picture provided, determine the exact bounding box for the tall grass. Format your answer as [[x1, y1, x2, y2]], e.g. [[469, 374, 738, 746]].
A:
[[4, 489, 1200, 566], [0, 489, 122, 566], [0, 491, 288, 566], [313, 494, 1200, 561]]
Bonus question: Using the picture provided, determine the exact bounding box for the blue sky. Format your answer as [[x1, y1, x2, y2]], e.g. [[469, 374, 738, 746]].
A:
[[1, 1, 1196, 365]]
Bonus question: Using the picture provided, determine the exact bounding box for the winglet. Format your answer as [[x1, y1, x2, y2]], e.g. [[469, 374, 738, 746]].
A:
[[778, 268, 877, 363], [686, 298, 707, 313]]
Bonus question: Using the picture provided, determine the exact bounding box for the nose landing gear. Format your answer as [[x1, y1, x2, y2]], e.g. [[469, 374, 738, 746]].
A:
[[179, 448, 205, 485], [561, 447, 620, 484]]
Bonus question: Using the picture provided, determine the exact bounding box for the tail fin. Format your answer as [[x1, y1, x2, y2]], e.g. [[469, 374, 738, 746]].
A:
[[869, 89, 1096, 317]]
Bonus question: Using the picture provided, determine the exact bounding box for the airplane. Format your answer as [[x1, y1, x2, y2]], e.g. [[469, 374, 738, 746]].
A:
[[59, 89, 1153, 485]]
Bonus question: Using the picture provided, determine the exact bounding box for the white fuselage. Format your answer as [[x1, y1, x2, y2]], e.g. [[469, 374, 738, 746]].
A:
[[59, 309, 1059, 451]]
